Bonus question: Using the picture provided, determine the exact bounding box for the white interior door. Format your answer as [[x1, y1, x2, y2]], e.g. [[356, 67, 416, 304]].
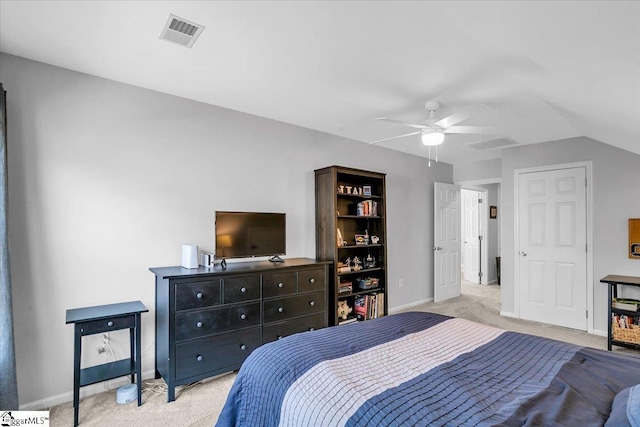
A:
[[434, 182, 461, 302], [463, 189, 481, 284], [517, 167, 587, 330]]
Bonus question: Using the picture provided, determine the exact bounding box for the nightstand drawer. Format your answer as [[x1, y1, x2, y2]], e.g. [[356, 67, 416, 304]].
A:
[[175, 327, 261, 380], [223, 276, 260, 303], [175, 302, 260, 341], [175, 280, 221, 311], [263, 291, 325, 323], [79, 314, 136, 336], [298, 268, 325, 292], [263, 313, 325, 343]]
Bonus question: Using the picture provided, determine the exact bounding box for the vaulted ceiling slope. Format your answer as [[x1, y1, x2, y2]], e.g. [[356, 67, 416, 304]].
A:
[[1, 1, 638, 164]]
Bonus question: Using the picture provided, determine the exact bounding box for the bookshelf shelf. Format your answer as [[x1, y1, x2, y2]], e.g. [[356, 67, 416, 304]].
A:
[[316, 166, 388, 326]]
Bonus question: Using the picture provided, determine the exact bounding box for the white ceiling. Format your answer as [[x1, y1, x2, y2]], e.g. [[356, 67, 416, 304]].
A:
[[1, 1, 639, 165]]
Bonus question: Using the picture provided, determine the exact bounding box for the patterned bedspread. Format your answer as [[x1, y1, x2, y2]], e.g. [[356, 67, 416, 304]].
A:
[[216, 311, 640, 427]]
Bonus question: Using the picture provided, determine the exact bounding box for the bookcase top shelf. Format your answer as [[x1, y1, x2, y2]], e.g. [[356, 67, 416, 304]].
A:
[[337, 267, 383, 276]]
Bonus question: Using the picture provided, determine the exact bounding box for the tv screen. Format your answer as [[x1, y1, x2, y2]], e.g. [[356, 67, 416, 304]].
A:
[[215, 211, 286, 259]]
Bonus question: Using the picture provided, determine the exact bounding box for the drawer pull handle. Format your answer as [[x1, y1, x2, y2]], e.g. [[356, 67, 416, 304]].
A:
[[196, 355, 203, 362], [240, 314, 246, 320], [196, 321, 203, 328], [240, 344, 247, 351], [309, 301, 315, 306], [196, 292, 203, 299], [240, 287, 247, 293], [107, 321, 114, 327], [309, 278, 315, 284], [278, 282, 284, 288], [278, 307, 284, 313]]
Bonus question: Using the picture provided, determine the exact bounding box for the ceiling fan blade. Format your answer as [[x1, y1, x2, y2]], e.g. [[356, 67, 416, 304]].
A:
[[376, 117, 429, 130], [434, 103, 490, 129], [443, 126, 502, 134], [369, 130, 421, 144]]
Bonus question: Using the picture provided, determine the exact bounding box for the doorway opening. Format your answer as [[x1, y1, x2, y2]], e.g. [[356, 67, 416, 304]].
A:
[[459, 182, 501, 297]]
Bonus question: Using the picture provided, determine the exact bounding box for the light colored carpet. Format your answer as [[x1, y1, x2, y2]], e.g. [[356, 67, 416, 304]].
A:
[[47, 281, 629, 426]]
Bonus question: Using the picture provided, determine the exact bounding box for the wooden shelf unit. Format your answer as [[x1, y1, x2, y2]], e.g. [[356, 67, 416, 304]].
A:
[[315, 166, 388, 325], [600, 274, 640, 351]]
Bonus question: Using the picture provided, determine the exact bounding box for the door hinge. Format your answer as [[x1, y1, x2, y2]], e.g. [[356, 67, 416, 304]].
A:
[[479, 272, 483, 278], [585, 178, 587, 187], [586, 310, 588, 319], [478, 198, 483, 203], [479, 235, 483, 241]]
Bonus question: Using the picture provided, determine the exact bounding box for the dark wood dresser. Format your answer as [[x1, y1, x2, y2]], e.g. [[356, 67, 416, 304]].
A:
[[150, 257, 330, 401]]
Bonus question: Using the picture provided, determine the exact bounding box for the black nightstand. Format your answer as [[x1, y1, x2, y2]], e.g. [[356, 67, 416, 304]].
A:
[[66, 301, 148, 426]]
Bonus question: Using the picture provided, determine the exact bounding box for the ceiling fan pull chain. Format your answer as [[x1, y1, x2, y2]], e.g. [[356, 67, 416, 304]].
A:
[[436, 145, 438, 163], [428, 146, 432, 167]]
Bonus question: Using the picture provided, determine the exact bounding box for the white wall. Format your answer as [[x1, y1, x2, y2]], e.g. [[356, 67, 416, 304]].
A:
[[500, 137, 640, 333], [0, 53, 452, 408]]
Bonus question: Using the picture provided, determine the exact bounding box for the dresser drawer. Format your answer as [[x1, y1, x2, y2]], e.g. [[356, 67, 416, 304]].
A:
[[263, 272, 296, 297], [79, 314, 135, 336], [223, 276, 260, 303], [175, 327, 261, 381], [175, 302, 260, 341], [298, 268, 325, 293], [175, 280, 221, 311], [263, 291, 325, 323], [263, 313, 326, 343]]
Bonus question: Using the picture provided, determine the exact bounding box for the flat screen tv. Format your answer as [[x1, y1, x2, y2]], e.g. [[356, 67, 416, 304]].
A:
[[215, 211, 286, 261]]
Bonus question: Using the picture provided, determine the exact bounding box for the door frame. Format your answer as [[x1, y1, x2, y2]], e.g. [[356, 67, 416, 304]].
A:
[[513, 161, 594, 333], [461, 186, 489, 284]]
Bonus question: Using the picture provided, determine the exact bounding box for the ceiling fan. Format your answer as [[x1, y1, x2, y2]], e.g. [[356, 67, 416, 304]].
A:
[[371, 101, 501, 165]]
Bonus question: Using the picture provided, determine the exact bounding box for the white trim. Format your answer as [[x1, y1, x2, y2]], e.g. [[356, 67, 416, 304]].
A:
[[513, 161, 594, 333], [457, 178, 502, 186], [388, 298, 433, 314], [500, 310, 518, 318]]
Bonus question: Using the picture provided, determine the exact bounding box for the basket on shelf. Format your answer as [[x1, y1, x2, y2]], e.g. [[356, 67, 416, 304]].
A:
[[612, 323, 640, 344]]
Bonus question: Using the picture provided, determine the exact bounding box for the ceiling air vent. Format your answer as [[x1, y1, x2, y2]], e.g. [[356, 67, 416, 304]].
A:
[[159, 14, 204, 48], [465, 138, 518, 150]]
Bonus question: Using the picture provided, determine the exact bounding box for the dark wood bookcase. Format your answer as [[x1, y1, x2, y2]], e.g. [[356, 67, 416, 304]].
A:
[[315, 166, 388, 326]]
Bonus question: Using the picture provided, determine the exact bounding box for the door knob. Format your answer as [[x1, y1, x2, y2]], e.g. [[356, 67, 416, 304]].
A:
[[520, 251, 527, 257], [432, 246, 443, 251]]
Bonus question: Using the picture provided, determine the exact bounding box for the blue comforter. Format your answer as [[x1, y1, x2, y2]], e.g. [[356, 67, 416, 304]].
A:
[[216, 311, 640, 426]]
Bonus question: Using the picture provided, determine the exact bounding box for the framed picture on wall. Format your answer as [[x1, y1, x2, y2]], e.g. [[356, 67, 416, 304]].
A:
[[490, 206, 497, 219]]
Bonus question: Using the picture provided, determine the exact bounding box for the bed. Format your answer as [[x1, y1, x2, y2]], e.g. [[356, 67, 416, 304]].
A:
[[216, 311, 640, 427]]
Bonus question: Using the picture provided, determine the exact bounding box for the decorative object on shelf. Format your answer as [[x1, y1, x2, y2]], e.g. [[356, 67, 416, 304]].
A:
[[357, 277, 379, 290], [364, 253, 376, 269], [371, 235, 380, 244], [338, 257, 352, 273], [490, 206, 498, 219], [338, 185, 344, 194], [630, 219, 640, 259], [352, 256, 362, 271], [363, 185, 372, 196], [354, 234, 368, 245], [337, 228, 345, 247], [336, 300, 352, 320]]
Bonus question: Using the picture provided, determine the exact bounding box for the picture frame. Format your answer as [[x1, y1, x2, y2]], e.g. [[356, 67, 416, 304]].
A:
[[363, 185, 372, 196], [490, 206, 497, 219]]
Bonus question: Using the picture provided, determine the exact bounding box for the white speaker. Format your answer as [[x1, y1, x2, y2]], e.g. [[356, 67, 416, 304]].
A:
[[181, 244, 199, 269], [116, 384, 137, 404]]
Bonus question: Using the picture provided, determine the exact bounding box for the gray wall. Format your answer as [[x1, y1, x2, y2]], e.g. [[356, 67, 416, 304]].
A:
[[500, 137, 640, 332], [0, 53, 452, 408]]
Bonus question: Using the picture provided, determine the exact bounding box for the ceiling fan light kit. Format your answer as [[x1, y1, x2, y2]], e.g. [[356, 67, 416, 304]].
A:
[[421, 130, 445, 146]]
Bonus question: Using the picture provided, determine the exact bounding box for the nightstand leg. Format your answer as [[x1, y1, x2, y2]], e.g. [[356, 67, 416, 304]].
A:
[[73, 324, 82, 427]]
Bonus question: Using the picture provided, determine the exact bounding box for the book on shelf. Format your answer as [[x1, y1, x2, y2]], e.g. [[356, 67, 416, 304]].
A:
[[612, 298, 640, 311], [354, 292, 385, 321], [356, 200, 378, 217], [612, 313, 640, 329]]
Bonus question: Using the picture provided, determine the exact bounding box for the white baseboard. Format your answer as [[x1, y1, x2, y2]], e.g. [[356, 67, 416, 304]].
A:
[[499, 310, 518, 318], [389, 298, 433, 314], [591, 328, 607, 337], [19, 369, 157, 411]]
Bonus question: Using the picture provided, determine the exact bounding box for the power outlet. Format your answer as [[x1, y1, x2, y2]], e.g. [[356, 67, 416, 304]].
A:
[[399, 278, 404, 288]]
